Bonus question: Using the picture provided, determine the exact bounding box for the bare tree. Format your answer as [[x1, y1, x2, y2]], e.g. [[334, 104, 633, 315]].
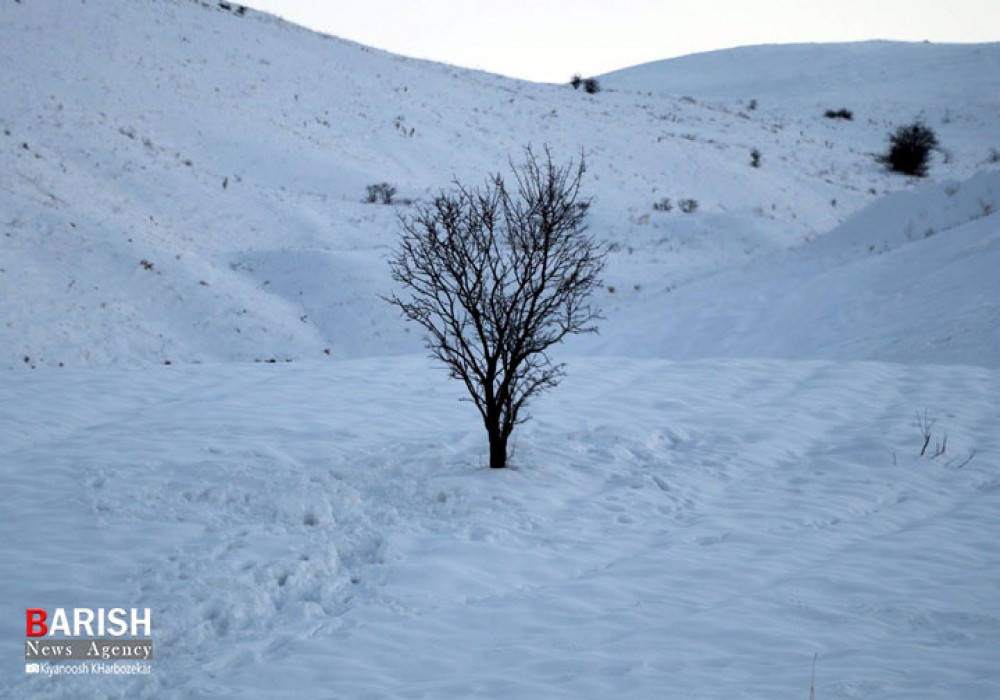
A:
[[385, 147, 607, 468]]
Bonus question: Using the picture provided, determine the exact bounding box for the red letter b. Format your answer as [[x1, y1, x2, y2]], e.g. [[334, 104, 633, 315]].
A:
[[26, 609, 47, 637]]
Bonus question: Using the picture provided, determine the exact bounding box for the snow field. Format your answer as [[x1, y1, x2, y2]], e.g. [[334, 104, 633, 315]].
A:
[[2, 357, 997, 698], [2, 1, 998, 697]]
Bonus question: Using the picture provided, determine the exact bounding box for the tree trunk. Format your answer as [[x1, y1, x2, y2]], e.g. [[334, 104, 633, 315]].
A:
[[488, 426, 508, 469]]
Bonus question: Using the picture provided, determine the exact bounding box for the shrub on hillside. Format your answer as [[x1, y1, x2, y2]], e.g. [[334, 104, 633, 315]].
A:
[[583, 78, 601, 94], [366, 183, 397, 205], [652, 197, 700, 213], [824, 108, 853, 120], [678, 198, 699, 214], [878, 121, 939, 177]]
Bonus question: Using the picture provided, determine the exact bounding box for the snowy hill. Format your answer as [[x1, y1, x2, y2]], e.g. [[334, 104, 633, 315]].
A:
[[2, 1, 999, 698], [600, 41, 1000, 107], [578, 170, 1000, 367], [3, 0, 997, 368]]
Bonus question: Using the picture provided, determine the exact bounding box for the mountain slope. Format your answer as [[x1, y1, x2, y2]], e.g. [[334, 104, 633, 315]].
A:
[[600, 40, 1000, 109], [3, 0, 997, 368], [578, 170, 1000, 367]]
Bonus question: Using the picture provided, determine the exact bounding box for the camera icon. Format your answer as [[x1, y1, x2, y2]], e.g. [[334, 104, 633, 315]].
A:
[[25, 663, 41, 674]]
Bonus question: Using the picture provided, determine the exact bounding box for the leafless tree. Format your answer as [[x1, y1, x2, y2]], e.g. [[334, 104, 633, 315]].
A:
[[385, 147, 607, 468]]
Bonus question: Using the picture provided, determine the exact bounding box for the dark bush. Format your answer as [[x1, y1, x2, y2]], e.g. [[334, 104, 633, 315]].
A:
[[750, 148, 761, 168], [824, 108, 853, 120], [366, 183, 397, 205], [878, 121, 939, 177], [570, 74, 582, 90], [678, 198, 698, 214], [583, 78, 600, 94]]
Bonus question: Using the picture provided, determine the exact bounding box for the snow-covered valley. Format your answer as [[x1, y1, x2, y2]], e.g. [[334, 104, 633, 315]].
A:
[[2, 1, 998, 697]]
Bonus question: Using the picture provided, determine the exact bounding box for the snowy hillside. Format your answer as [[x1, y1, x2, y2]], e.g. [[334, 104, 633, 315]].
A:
[[600, 41, 1000, 110], [2, 0, 997, 368], [2, 0, 999, 698], [577, 169, 1000, 367]]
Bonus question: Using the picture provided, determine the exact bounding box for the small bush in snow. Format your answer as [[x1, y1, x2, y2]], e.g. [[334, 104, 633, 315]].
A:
[[583, 78, 601, 94], [750, 148, 761, 168], [393, 116, 415, 138], [916, 410, 946, 458], [366, 183, 397, 205], [824, 108, 853, 120], [218, 2, 247, 15], [678, 198, 699, 214], [878, 121, 939, 177], [914, 410, 977, 470], [652, 197, 673, 212], [570, 74, 583, 90]]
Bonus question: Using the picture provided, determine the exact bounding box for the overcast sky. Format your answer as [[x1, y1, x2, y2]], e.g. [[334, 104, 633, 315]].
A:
[[239, 1, 1000, 83]]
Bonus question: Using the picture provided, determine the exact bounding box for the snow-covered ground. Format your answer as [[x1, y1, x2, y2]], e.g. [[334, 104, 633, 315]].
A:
[[1, 0, 998, 697], [3, 357, 998, 698]]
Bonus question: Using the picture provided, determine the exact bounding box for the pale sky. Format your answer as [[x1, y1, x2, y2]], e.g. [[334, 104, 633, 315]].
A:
[[239, 1, 1000, 83]]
